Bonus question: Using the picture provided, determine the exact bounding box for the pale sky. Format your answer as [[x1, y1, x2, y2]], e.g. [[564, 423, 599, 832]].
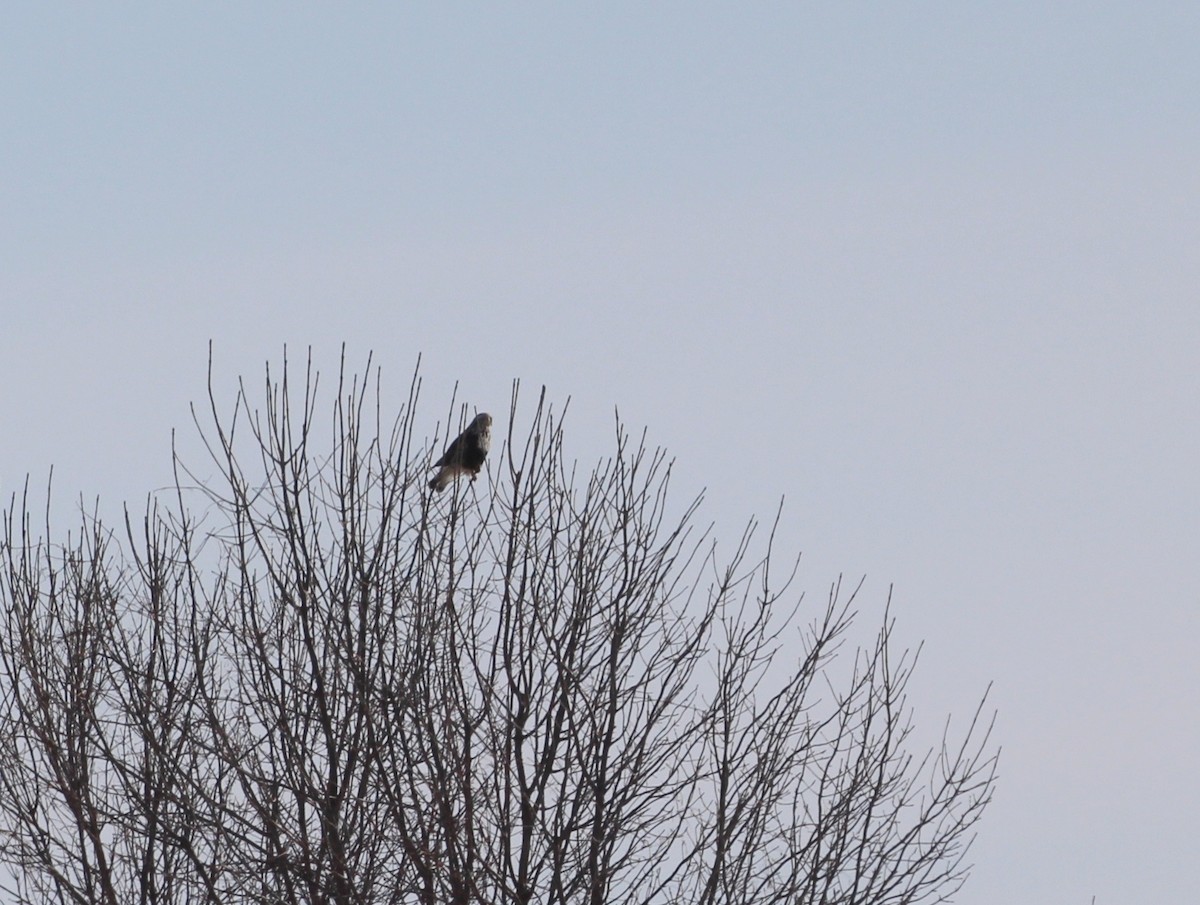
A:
[[3, 5, 1199, 903]]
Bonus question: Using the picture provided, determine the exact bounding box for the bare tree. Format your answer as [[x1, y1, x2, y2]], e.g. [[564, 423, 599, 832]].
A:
[[0, 353, 996, 905]]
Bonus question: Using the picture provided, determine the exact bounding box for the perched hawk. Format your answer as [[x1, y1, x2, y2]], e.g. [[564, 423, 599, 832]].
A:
[[429, 412, 492, 492]]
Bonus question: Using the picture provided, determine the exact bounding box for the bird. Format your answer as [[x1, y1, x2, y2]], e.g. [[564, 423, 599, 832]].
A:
[[429, 412, 493, 492]]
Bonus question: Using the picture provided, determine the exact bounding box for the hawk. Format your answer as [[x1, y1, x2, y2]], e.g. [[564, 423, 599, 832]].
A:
[[429, 412, 492, 492]]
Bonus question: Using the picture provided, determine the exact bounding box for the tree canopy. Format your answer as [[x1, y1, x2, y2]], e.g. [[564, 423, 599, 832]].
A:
[[0, 355, 996, 905]]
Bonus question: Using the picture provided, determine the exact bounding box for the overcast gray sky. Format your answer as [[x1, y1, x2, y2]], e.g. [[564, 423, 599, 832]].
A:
[[3, 5, 1198, 903]]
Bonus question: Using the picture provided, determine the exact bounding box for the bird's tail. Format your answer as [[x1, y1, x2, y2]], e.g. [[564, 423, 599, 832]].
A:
[[429, 467, 458, 492]]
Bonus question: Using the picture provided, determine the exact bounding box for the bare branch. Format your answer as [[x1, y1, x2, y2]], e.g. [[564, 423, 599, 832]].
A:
[[0, 356, 997, 905]]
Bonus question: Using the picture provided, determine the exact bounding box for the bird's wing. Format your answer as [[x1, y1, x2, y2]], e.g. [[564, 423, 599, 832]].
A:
[[434, 431, 466, 467]]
